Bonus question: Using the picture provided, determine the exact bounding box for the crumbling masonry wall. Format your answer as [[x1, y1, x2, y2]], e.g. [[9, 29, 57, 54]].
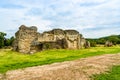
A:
[[13, 25, 88, 53]]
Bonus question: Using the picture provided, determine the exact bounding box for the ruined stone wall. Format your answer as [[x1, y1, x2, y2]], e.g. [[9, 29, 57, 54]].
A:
[[65, 30, 80, 49], [80, 37, 86, 49], [13, 25, 88, 53], [13, 25, 38, 53]]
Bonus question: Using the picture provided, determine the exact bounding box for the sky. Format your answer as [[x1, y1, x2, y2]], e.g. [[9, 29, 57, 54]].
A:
[[0, 0, 120, 38]]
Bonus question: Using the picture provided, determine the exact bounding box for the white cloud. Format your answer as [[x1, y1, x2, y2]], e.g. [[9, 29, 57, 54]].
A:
[[0, 6, 52, 37], [0, 0, 120, 38]]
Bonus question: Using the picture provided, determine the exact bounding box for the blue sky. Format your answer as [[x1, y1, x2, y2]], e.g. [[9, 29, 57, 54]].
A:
[[0, 0, 120, 38]]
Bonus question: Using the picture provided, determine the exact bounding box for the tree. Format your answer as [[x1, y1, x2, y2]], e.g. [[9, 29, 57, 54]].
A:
[[0, 32, 6, 48], [4, 36, 15, 46], [90, 41, 97, 47]]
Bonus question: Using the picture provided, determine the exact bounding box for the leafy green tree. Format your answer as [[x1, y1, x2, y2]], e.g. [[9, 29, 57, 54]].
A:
[[0, 32, 6, 48], [108, 35, 120, 45], [90, 41, 97, 47], [4, 36, 15, 46], [10, 36, 15, 45], [87, 35, 120, 46]]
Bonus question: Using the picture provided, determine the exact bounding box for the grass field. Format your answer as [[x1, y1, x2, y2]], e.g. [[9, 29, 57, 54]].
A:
[[0, 46, 120, 73], [91, 65, 120, 80]]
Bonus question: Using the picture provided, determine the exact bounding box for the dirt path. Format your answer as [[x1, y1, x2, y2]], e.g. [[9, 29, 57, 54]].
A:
[[1, 53, 120, 80]]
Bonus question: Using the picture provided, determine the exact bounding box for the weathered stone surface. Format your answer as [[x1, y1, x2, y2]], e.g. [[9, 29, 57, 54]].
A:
[[84, 41, 91, 48], [13, 25, 38, 53], [105, 41, 113, 47], [13, 25, 88, 53], [80, 37, 86, 49]]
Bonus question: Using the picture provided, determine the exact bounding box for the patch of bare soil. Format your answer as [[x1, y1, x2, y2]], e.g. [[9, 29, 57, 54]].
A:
[[1, 53, 120, 80]]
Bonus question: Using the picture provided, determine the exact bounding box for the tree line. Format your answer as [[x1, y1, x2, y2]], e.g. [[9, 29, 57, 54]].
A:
[[86, 35, 120, 47], [0, 32, 14, 48]]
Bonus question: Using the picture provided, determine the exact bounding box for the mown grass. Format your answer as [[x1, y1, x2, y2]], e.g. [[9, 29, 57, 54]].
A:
[[91, 65, 120, 80], [0, 46, 120, 73]]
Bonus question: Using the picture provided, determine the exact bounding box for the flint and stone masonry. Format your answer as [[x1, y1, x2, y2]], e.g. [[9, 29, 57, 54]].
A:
[[13, 25, 89, 53]]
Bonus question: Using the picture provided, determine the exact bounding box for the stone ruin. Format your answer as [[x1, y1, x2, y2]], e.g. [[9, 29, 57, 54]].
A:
[[105, 41, 113, 47], [13, 25, 89, 54]]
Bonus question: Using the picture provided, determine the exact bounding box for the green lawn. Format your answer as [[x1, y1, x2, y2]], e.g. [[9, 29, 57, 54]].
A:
[[0, 46, 120, 73], [91, 65, 120, 80]]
